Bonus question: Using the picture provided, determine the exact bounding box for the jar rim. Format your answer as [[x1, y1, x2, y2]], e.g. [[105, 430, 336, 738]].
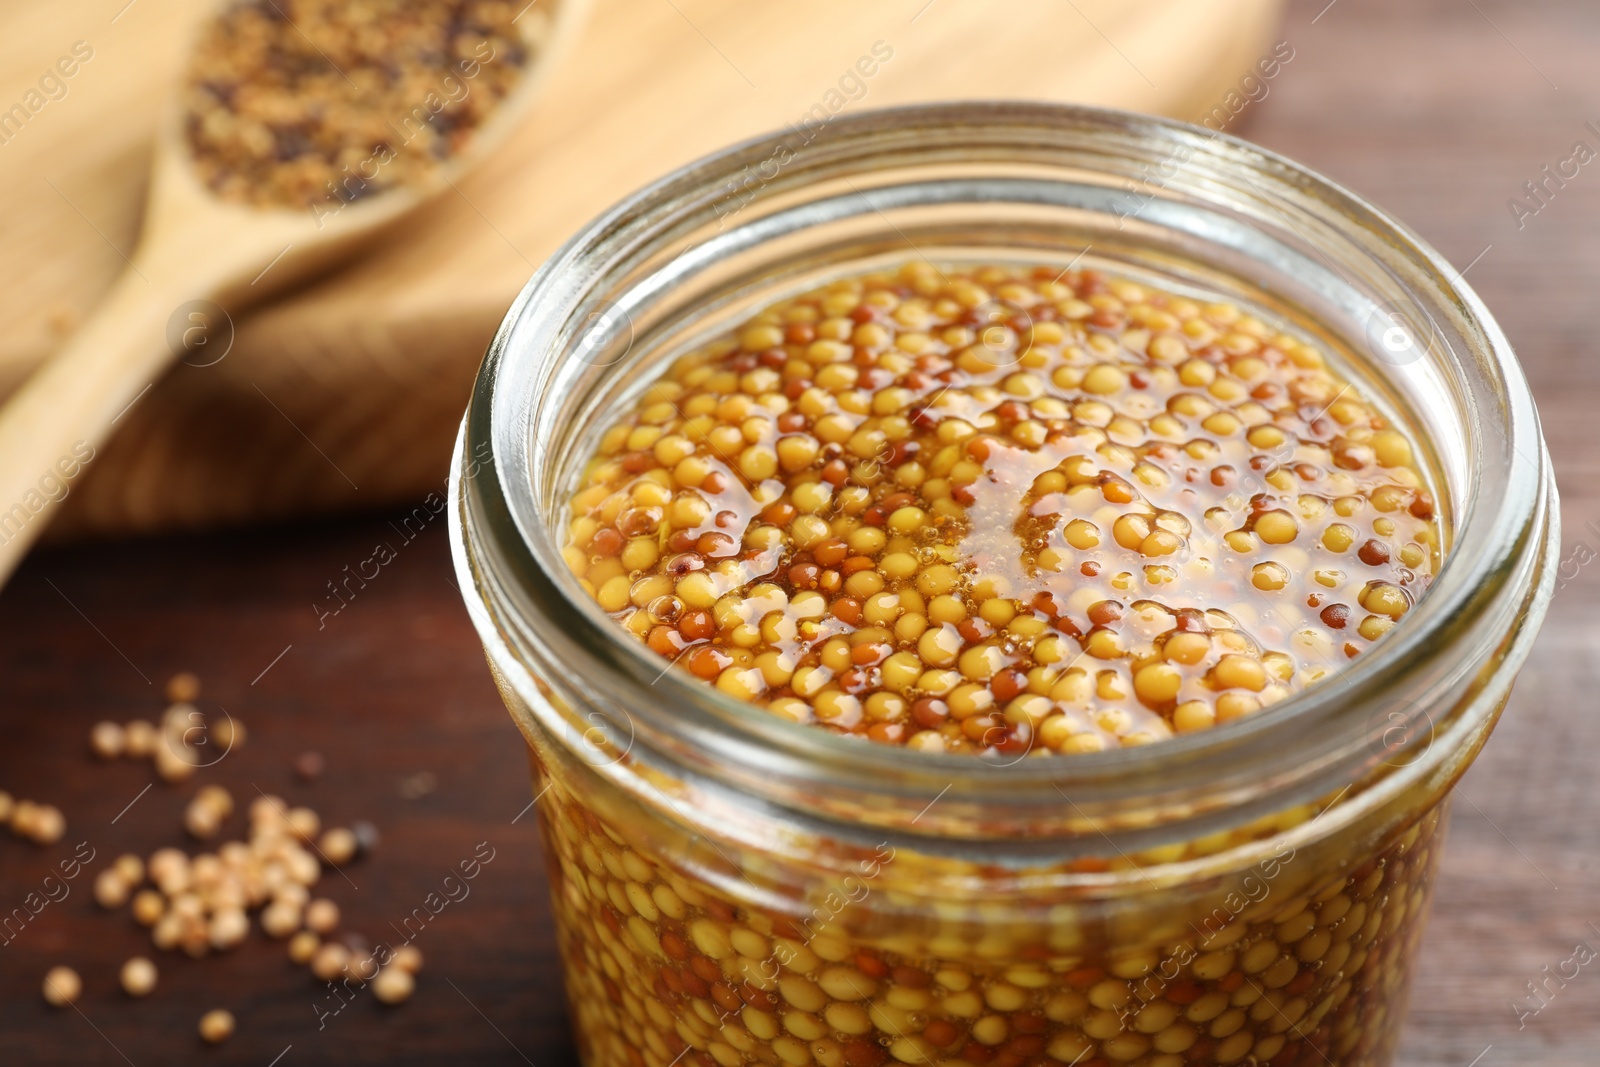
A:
[[451, 101, 1557, 846]]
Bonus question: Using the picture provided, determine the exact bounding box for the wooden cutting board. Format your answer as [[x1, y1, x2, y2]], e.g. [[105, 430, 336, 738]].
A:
[[0, 0, 1285, 541]]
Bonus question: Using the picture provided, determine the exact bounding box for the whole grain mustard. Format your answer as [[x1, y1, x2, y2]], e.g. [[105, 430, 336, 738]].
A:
[[564, 262, 1441, 755]]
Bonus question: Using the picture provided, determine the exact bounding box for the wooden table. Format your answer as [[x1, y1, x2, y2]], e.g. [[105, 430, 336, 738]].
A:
[[3, 0, 1597, 1063]]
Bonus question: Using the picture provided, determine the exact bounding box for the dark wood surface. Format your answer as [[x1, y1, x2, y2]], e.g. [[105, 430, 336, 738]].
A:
[[4, 0, 1599, 1063]]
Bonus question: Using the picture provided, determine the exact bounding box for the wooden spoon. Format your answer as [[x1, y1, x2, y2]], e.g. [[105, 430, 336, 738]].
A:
[[0, 0, 584, 585]]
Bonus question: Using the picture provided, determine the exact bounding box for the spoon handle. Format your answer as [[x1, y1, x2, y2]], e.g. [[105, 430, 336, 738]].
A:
[[0, 260, 203, 584]]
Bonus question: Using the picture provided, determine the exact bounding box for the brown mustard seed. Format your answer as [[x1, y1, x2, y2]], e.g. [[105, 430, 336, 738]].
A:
[[565, 263, 1443, 755], [120, 957, 158, 998], [183, 0, 533, 209], [42, 966, 81, 1007], [198, 1009, 235, 1044], [295, 750, 326, 781]]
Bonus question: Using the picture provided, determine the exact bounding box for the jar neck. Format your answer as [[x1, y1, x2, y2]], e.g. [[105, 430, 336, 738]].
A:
[[451, 102, 1558, 858]]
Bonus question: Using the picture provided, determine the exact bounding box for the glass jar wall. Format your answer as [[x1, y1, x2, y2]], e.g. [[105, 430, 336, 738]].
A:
[[450, 103, 1558, 1067]]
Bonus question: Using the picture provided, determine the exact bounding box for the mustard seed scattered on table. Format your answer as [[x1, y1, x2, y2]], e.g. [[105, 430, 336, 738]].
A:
[[131, 888, 166, 927], [295, 750, 326, 781], [261, 900, 302, 939], [210, 907, 251, 950], [196, 784, 234, 818], [183, 0, 534, 208], [95, 868, 131, 909], [287, 806, 320, 842], [305, 898, 340, 935], [89, 720, 124, 759], [565, 263, 1442, 753], [349, 949, 381, 982], [319, 826, 358, 865], [288, 929, 321, 965], [42, 966, 81, 1007], [120, 957, 158, 998], [155, 738, 197, 783], [122, 720, 157, 759], [166, 672, 201, 704], [198, 1008, 235, 1044], [310, 942, 350, 981], [372, 965, 416, 1005], [210, 714, 246, 753], [113, 853, 144, 885], [12, 800, 66, 845], [392, 944, 424, 975]]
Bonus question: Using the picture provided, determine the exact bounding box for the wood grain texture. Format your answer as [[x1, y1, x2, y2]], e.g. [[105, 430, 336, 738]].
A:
[[3, 0, 1599, 1064], [0, 0, 1285, 541]]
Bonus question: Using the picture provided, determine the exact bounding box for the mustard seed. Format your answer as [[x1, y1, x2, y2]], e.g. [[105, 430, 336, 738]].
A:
[[305, 898, 340, 935], [154, 740, 196, 783], [196, 784, 234, 818], [28, 804, 65, 845], [113, 853, 144, 886], [288, 930, 320, 965], [166, 672, 201, 703], [310, 943, 351, 982], [210, 715, 246, 753], [183, 0, 534, 209], [131, 889, 166, 927], [120, 957, 158, 998], [122, 720, 157, 758], [184, 802, 222, 840], [89, 720, 124, 759], [287, 807, 321, 842], [319, 827, 358, 865], [42, 966, 80, 1007], [210, 908, 251, 951], [295, 751, 326, 781], [372, 966, 416, 1005], [260, 900, 301, 939], [198, 1009, 235, 1044], [566, 266, 1442, 753], [94, 869, 130, 909]]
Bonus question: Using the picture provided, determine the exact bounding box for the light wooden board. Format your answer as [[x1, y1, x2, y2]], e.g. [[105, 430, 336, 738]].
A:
[[0, 0, 1286, 539]]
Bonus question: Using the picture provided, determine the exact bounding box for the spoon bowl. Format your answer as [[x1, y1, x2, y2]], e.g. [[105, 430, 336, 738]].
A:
[[0, 0, 585, 583]]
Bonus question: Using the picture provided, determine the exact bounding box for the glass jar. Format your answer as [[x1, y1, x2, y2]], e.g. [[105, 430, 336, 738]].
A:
[[448, 103, 1557, 1067]]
